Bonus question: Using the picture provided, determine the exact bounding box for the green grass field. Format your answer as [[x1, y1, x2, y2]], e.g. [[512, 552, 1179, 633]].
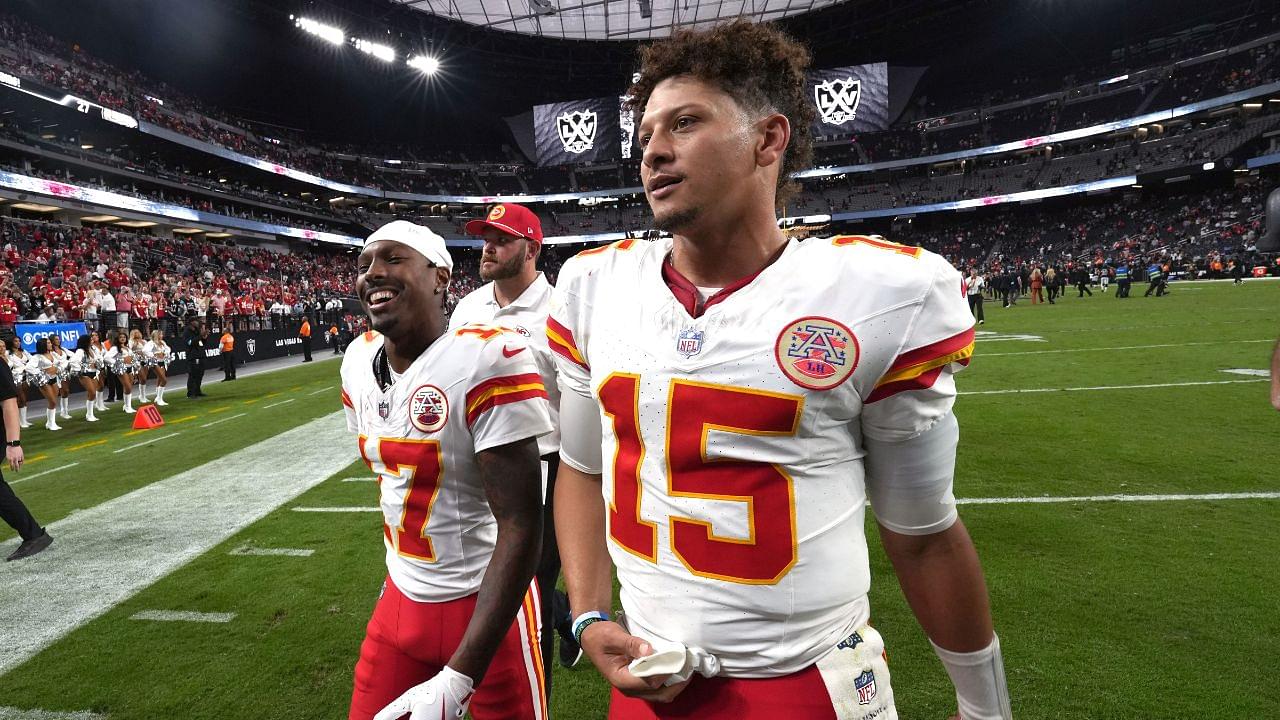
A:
[[1, 280, 1278, 719]]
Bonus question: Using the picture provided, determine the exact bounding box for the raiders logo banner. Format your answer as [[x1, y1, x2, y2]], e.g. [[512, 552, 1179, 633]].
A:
[[534, 97, 623, 167], [808, 62, 889, 135]]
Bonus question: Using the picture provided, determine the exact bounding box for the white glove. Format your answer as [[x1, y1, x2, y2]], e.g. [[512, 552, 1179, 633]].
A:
[[372, 666, 475, 720]]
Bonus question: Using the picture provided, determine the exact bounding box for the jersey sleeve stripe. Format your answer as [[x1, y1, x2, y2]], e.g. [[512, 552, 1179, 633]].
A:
[[466, 387, 549, 427], [865, 365, 948, 404], [876, 342, 974, 387], [341, 388, 354, 408], [546, 317, 589, 370], [880, 326, 975, 377]]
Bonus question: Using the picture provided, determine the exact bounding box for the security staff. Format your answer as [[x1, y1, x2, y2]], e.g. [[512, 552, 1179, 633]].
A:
[[299, 317, 313, 363], [185, 319, 207, 398], [220, 328, 236, 381]]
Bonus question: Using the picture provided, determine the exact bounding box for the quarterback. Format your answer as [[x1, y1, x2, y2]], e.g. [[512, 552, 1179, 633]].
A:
[[549, 21, 1012, 720], [342, 220, 552, 720]]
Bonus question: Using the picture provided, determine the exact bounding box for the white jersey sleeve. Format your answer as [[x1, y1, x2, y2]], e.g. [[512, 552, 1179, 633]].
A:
[[546, 252, 598, 400], [463, 331, 554, 453], [860, 252, 975, 442]]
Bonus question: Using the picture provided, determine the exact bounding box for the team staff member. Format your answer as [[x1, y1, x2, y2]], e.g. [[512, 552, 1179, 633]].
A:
[[451, 202, 581, 688], [0, 358, 52, 561], [550, 22, 1009, 720], [965, 268, 985, 325], [220, 328, 237, 381], [300, 316, 313, 362], [343, 221, 550, 720]]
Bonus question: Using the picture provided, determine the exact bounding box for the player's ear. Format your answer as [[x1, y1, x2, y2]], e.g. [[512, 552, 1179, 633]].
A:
[[754, 112, 790, 170]]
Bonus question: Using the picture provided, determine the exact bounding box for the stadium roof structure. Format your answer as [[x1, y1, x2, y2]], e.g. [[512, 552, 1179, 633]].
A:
[[389, 0, 850, 40]]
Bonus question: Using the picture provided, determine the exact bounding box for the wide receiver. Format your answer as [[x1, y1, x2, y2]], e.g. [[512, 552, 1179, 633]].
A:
[[342, 220, 551, 720], [549, 21, 1012, 720]]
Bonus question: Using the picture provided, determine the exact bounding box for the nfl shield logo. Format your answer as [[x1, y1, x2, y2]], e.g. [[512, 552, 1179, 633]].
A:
[[854, 669, 877, 705], [814, 77, 862, 125], [557, 110, 597, 154], [378, 400, 390, 419], [676, 328, 704, 358]]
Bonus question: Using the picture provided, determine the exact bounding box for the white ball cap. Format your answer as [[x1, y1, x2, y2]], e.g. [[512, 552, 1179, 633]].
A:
[[364, 220, 453, 273]]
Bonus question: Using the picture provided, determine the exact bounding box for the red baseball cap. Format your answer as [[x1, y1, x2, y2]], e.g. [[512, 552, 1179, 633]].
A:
[[465, 203, 543, 244]]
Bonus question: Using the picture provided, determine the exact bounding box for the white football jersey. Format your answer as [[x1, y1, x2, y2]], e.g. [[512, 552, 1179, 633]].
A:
[[341, 326, 554, 603], [548, 235, 974, 677], [448, 273, 561, 456]]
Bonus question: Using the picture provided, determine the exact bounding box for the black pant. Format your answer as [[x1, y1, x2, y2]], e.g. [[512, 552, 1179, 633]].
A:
[[1144, 280, 1161, 297], [536, 453, 564, 699], [967, 294, 984, 323], [1077, 281, 1092, 297], [187, 362, 205, 397], [332, 336, 341, 354], [302, 336, 312, 361], [105, 370, 122, 400], [1117, 280, 1131, 297], [222, 351, 236, 380], [0, 474, 43, 541]]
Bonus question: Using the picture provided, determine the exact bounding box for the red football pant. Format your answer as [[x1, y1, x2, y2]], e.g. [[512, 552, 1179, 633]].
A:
[[348, 576, 547, 720], [608, 665, 838, 720]]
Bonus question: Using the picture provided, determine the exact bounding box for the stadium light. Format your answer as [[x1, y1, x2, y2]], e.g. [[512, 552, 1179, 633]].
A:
[[294, 16, 345, 46], [354, 38, 396, 62], [408, 55, 441, 75]]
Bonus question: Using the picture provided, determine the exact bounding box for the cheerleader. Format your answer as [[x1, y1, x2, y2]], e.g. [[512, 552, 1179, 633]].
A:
[[131, 329, 152, 403], [143, 329, 171, 406], [48, 335, 73, 420], [71, 335, 99, 422], [89, 332, 109, 412], [2, 339, 34, 428], [32, 338, 62, 431], [105, 330, 138, 414]]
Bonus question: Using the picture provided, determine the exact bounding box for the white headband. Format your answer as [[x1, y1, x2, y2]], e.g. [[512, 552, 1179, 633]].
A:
[[364, 220, 453, 273]]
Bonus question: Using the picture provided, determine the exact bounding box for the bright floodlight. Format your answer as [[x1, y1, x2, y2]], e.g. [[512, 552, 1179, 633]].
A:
[[355, 38, 396, 63], [408, 55, 441, 75], [295, 17, 345, 46]]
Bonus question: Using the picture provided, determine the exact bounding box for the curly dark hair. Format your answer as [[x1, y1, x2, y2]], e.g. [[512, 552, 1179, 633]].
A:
[[626, 20, 815, 207]]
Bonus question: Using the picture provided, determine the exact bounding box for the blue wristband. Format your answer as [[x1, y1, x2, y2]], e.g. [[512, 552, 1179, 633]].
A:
[[571, 610, 611, 645]]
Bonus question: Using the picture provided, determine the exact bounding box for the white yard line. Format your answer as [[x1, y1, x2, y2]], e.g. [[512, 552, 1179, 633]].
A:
[[262, 399, 296, 410], [957, 491, 1280, 505], [340, 477, 377, 482], [308, 385, 335, 396], [291, 506, 380, 513], [112, 433, 181, 454], [200, 412, 248, 428], [229, 547, 315, 557], [9, 463, 80, 486], [0, 413, 354, 676], [0, 708, 108, 720], [960, 379, 1267, 396], [980, 339, 1273, 357], [130, 610, 236, 623]]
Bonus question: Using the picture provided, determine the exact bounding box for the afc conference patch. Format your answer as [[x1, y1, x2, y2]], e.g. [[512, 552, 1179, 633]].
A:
[[774, 316, 860, 390], [854, 669, 877, 705], [408, 384, 449, 433]]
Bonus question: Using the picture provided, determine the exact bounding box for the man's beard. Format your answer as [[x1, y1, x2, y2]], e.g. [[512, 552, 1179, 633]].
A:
[[480, 253, 523, 281], [653, 206, 699, 233]]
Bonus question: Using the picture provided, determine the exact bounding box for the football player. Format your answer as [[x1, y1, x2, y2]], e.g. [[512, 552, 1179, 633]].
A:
[[342, 220, 552, 720], [549, 21, 1011, 720], [450, 203, 583, 686]]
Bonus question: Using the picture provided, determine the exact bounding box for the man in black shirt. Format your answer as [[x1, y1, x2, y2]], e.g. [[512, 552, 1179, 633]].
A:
[[0, 360, 52, 561], [185, 319, 208, 398]]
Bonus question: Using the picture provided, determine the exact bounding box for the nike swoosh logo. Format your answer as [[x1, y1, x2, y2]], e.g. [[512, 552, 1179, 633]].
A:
[[502, 346, 525, 358]]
